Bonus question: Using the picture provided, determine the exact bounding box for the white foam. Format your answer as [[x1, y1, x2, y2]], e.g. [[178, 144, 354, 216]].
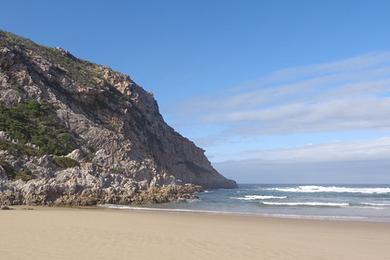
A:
[[232, 195, 287, 201], [99, 204, 237, 214], [349, 203, 389, 209], [98, 204, 378, 222], [259, 213, 369, 221], [360, 202, 390, 207], [186, 198, 201, 203], [267, 185, 390, 194], [356, 206, 385, 210], [262, 201, 349, 207]]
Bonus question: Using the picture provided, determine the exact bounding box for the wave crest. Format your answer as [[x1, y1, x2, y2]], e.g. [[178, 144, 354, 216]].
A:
[[262, 202, 349, 207], [232, 195, 287, 201], [267, 185, 390, 194]]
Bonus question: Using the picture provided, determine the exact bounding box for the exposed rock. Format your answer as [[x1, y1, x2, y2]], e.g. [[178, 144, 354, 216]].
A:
[[0, 166, 203, 206], [0, 29, 236, 206], [65, 149, 87, 162]]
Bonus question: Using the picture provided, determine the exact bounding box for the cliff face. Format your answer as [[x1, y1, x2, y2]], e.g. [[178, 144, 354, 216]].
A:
[[0, 30, 236, 206]]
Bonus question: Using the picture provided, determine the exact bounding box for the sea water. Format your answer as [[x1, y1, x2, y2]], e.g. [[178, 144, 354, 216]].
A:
[[104, 184, 390, 222]]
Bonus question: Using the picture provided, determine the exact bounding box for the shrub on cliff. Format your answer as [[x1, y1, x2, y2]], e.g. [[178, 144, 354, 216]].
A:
[[111, 167, 126, 174], [53, 156, 80, 168], [0, 101, 79, 156], [0, 159, 15, 179], [14, 168, 34, 181], [0, 140, 39, 156]]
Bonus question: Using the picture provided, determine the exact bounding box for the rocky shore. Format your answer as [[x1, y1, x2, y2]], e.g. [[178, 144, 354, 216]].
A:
[[0, 30, 236, 206]]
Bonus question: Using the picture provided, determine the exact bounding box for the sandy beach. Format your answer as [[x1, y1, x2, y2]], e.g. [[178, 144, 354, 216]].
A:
[[0, 207, 389, 260]]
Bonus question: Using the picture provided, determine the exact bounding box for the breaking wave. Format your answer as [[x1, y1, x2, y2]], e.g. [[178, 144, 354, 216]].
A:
[[266, 185, 390, 194], [261, 201, 386, 209], [232, 195, 287, 201], [261, 201, 349, 207]]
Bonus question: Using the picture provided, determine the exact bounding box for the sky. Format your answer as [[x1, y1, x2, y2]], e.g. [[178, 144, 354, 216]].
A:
[[1, 0, 390, 183]]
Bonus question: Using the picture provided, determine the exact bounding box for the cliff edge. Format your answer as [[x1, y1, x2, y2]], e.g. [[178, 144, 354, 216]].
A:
[[0, 30, 237, 206]]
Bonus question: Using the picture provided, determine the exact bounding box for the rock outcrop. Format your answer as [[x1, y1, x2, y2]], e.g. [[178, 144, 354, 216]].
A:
[[0, 30, 237, 206]]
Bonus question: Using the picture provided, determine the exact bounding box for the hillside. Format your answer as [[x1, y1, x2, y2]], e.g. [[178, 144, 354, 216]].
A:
[[0, 30, 236, 206]]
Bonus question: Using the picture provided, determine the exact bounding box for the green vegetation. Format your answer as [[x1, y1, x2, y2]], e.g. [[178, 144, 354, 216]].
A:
[[0, 158, 15, 179], [0, 30, 103, 86], [0, 159, 35, 181], [0, 101, 79, 156], [111, 167, 126, 174], [0, 140, 39, 156], [14, 168, 34, 181], [53, 156, 80, 168]]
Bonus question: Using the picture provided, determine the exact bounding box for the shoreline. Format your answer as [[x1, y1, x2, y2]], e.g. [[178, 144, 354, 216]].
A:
[[1, 206, 390, 260], [6, 203, 390, 223], [6, 204, 390, 226], [99, 203, 388, 223]]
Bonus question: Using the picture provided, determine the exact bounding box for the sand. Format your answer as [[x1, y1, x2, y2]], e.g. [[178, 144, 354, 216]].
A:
[[0, 207, 389, 260]]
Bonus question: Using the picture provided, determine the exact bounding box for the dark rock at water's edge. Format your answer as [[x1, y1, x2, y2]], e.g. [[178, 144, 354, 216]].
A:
[[0, 30, 237, 206]]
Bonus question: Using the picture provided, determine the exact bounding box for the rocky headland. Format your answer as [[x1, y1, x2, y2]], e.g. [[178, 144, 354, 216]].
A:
[[0, 30, 236, 206]]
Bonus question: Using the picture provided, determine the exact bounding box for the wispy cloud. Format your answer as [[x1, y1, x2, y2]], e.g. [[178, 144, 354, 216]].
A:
[[172, 52, 390, 141], [213, 137, 390, 163]]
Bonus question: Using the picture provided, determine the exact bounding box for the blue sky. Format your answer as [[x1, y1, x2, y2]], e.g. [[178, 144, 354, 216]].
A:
[[2, 0, 390, 183]]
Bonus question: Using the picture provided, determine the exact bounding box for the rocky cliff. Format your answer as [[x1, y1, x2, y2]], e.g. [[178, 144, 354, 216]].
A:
[[0, 30, 236, 206]]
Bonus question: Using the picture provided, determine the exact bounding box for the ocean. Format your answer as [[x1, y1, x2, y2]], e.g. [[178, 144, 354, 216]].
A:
[[104, 184, 390, 222]]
